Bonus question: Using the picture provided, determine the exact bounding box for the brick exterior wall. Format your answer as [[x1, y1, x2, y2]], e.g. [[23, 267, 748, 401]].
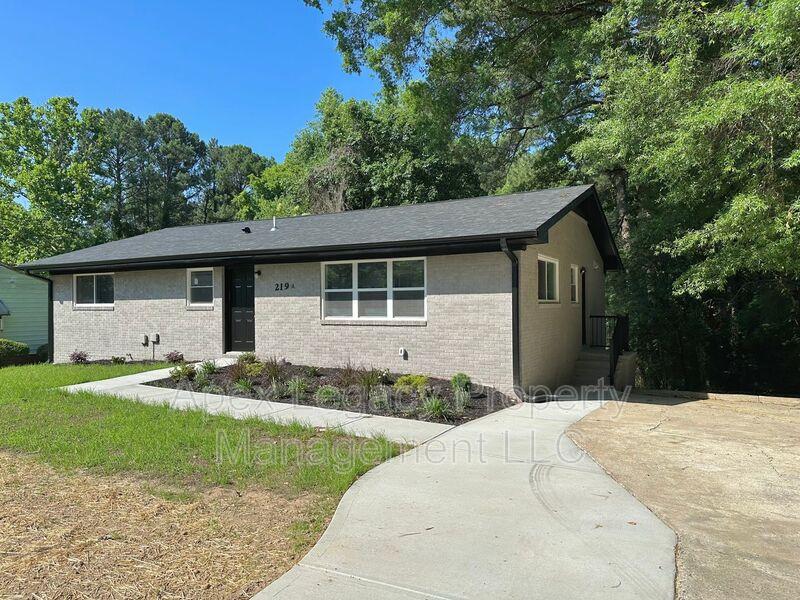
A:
[[52, 267, 224, 363], [518, 211, 605, 391], [50, 210, 606, 393], [254, 253, 515, 393]]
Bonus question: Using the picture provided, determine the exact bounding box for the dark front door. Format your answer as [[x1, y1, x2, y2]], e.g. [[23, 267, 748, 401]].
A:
[[226, 266, 255, 351]]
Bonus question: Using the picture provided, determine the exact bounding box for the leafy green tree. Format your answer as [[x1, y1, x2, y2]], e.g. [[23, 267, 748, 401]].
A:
[[198, 140, 272, 223], [309, 0, 800, 393], [0, 97, 106, 263], [140, 113, 206, 229]]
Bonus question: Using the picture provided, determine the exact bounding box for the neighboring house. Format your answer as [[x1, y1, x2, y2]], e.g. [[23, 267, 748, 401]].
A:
[[20, 185, 622, 396], [0, 263, 50, 355]]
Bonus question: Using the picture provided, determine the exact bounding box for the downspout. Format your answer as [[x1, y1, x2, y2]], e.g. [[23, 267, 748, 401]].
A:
[[500, 239, 524, 401]]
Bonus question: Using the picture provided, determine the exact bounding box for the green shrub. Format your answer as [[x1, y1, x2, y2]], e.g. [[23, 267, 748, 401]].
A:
[[287, 376, 309, 398], [304, 365, 321, 378], [237, 352, 258, 365], [233, 378, 254, 394], [393, 374, 429, 395], [370, 385, 390, 411], [453, 388, 471, 415], [110, 356, 126, 365], [270, 379, 287, 399], [451, 372, 471, 392], [263, 356, 283, 382], [357, 368, 382, 398], [420, 395, 453, 421], [36, 344, 49, 362], [169, 363, 196, 382], [315, 384, 343, 406], [194, 370, 209, 389], [245, 361, 264, 378], [0, 339, 29, 361], [198, 360, 217, 375]]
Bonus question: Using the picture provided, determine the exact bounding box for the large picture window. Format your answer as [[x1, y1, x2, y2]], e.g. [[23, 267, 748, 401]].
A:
[[74, 273, 115, 307], [322, 258, 426, 320], [537, 256, 559, 302], [187, 268, 214, 306]]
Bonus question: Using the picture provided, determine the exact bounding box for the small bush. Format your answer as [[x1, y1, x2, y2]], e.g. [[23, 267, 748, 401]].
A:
[[0, 339, 30, 361], [169, 363, 196, 382], [194, 370, 209, 389], [263, 356, 283, 382], [315, 384, 343, 406], [393, 374, 429, 395], [198, 360, 217, 375], [453, 388, 471, 415], [270, 378, 287, 399], [233, 378, 254, 394], [370, 385, 391, 411], [451, 372, 471, 392], [69, 349, 89, 364], [110, 356, 126, 365], [36, 344, 49, 362], [420, 395, 453, 421], [201, 383, 224, 395], [337, 360, 360, 387], [165, 351, 184, 364], [304, 365, 321, 378], [245, 361, 264, 378], [357, 368, 382, 398], [286, 376, 309, 398], [237, 352, 258, 365]]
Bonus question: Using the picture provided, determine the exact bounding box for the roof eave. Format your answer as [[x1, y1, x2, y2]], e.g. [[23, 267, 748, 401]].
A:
[[22, 233, 538, 274]]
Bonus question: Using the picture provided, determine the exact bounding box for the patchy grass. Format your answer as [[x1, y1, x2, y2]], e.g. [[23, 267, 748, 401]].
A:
[[0, 363, 405, 597]]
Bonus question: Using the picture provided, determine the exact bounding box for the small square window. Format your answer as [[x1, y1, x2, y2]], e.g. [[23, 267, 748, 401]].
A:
[[187, 269, 214, 306]]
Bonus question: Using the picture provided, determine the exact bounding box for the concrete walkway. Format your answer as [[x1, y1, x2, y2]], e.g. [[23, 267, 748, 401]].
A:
[[63, 359, 452, 446], [254, 400, 677, 600]]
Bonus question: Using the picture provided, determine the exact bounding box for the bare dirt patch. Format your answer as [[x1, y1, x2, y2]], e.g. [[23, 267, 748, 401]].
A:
[[567, 394, 800, 600], [0, 452, 332, 599]]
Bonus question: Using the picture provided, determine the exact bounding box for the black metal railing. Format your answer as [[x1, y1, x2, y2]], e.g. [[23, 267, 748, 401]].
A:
[[589, 315, 630, 384]]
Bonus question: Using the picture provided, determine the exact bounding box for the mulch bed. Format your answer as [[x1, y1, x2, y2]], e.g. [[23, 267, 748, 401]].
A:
[[149, 361, 516, 424]]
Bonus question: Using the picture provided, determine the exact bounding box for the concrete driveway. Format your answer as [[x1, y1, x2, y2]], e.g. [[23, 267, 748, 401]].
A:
[[255, 399, 676, 599]]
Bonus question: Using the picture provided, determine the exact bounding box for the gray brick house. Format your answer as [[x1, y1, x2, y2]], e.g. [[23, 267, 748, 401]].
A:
[[20, 185, 622, 396]]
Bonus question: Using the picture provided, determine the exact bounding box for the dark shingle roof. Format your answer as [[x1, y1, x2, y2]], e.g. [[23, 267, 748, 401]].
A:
[[21, 185, 619, 271]]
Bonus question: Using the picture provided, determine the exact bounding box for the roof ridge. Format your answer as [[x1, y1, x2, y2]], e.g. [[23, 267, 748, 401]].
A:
[[156, 184, 594, 233]]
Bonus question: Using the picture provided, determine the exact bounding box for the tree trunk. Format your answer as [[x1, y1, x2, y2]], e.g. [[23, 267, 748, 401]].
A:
[[609, 168, 630, 246]]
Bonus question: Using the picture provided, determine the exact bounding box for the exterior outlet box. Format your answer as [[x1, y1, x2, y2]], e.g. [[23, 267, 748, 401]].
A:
[[398, 347, 405, 357], [151, 333, 160, 344], [141, 334, 149, 346]]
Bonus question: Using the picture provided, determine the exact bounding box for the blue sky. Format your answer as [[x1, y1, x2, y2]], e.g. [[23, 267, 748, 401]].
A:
[[0, 1, 380, 160]]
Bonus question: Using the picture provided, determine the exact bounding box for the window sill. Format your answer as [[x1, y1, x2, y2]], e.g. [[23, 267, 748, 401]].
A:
[[73, 305, 114, 311], [321, 319, 427, 327], [186, 304, 214, 311], [538, 301, 561, 307]]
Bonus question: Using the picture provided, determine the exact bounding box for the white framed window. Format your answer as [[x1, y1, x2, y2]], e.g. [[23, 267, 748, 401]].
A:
[[537, 256, 559, 302], [186, 268, 214, 306], [570, 265, 580, 303], [322, 258, 426, 320], [73, 273, 115, 307]]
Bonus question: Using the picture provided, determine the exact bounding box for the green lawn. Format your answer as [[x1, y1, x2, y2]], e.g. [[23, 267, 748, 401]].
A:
[[0, 363, 402, 495]]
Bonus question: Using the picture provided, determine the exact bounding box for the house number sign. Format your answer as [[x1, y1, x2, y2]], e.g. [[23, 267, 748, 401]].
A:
[[274, 282, 295, 291]]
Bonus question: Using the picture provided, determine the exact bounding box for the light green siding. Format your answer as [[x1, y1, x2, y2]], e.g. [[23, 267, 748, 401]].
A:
[[0, 265, 48, 353]]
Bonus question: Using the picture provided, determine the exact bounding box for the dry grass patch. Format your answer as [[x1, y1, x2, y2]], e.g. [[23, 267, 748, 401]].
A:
[[0, 452, 334, 599]]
